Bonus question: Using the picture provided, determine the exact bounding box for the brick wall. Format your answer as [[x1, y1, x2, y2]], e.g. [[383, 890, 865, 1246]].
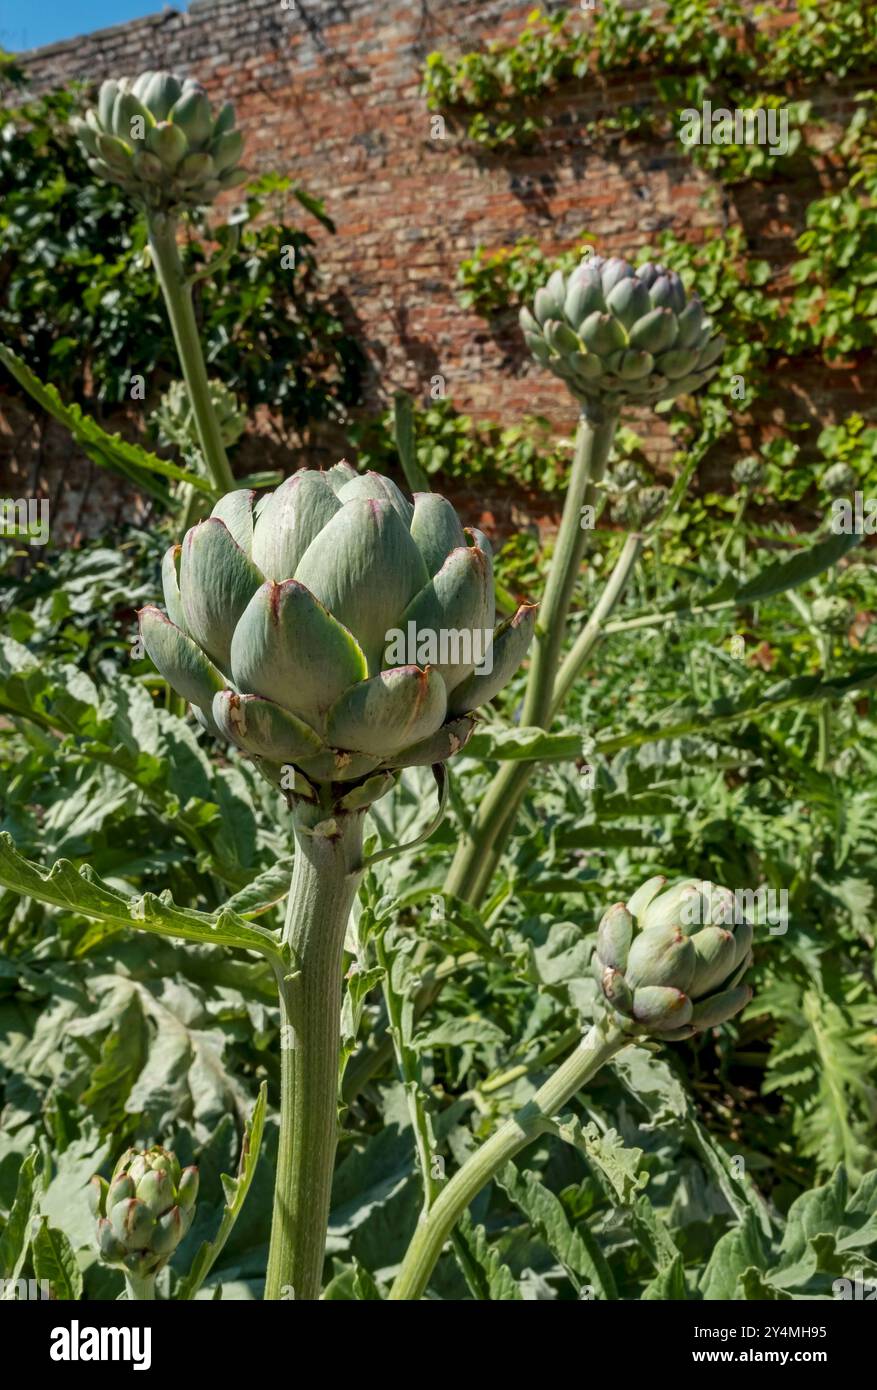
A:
[[4, 0, 876, 543]]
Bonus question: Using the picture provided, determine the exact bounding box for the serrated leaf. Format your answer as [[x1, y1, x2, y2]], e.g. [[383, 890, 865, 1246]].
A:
[[0, 344, 213, 501], [0, 832, 281, 960], [496, 1162, 616, 1299]]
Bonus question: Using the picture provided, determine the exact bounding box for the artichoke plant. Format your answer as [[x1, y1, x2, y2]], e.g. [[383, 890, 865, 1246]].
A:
[[520, 254, 725, 416], [152, 378, 246, 452], [90, 1146, 198, 1291], [595, 876, 753, 1039], [140, 464, 536, 807], [72, 71, 246, 211]]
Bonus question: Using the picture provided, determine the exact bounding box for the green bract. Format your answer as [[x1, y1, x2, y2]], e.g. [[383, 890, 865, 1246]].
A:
[[71, 71, 247, 211], [90, 1146, 198, 1279], [521, 255, 725, 417], [140, 464, 536, 803], [595, 876, 754, 1040]]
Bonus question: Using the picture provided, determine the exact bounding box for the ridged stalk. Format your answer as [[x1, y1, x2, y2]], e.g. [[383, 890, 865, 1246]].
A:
[[146, 212, 236, 498], [264, 801, 365, 1301], [389, 1018, 628, 1300], [124, 1272, 156, 1301], [444, 413, 618, 903]]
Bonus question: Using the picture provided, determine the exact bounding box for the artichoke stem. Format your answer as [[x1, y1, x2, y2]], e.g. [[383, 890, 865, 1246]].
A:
[[264, 799, 365, 1301], [444, 413, 618, 905], [124, 1272, 156, 1301], [146, 212, 236, 499], [390, 1016, 628, 1300]]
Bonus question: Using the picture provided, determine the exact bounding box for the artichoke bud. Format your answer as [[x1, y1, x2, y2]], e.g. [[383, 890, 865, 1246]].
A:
[[595, 874, 754, 1040], [139, 469, 534, 804], [732, 455, 764, 490], [73, 70, 246, 210], [811, 595, 850, 633], [525, 257, 722, 411], [93, 1145, 198, 1278], [596, 903, 633, 970]]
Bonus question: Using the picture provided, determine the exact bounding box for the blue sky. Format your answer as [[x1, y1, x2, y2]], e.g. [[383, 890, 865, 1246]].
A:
[[2, 2, 187, 53]]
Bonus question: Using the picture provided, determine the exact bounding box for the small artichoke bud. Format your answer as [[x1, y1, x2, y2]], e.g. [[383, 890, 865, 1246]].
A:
[[821, 462, 856, 497], [93, 1145, 198, 1280], [72, 70, 247, 211], [594, 876, 754, 1040], [811, 595, 851, 633], [732, 455, 764, 490]]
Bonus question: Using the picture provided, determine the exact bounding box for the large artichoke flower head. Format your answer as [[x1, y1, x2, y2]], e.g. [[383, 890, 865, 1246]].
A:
[[521, 254, 725, 418], [595, 876, 753, 1040], [71, 70, 246, 211], [90, 1146, 198, 1279], [140, 464, 536, 809]]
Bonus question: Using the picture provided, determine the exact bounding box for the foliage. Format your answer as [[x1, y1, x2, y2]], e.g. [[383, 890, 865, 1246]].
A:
[[0, 76, 364, 429], [422, 2, 877, 151]]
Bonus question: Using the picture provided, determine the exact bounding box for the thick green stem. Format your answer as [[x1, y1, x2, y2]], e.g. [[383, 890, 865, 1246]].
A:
[[443, 414, 618, 904], [550, 531, 643, 718], [390, 1018, 628, 1300], [521, 413, 618, 728], [124, 1272, 156, 1301], [264, 801, 365, 1301], [146, 213, 236, 497]]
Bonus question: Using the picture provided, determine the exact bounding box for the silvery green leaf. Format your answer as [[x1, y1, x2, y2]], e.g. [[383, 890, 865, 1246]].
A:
[[327, 666, 447, 757], [139, 606, 225, 709], [213, 691, 325, 763], [336, 470, 414, 527], [179, 518, 263, 673], [251, 471, 340, 581], [410, 492, 467, 577], [230, 578, 367, 732], [294, 498, 428, 674]]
